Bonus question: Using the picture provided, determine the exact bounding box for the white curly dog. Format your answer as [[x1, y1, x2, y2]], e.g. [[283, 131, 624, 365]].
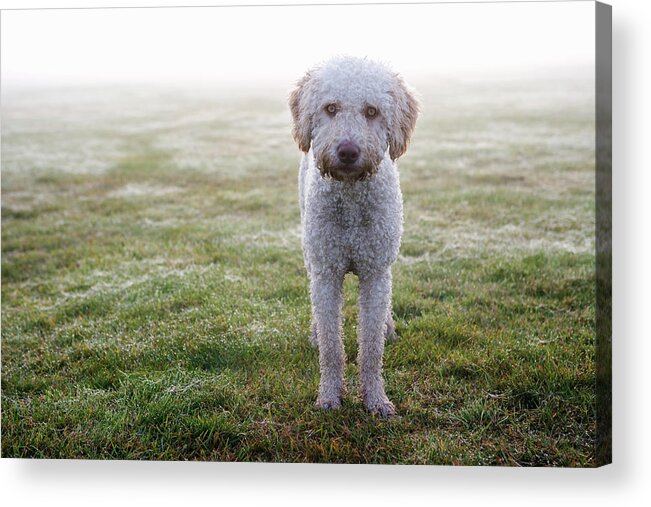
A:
[[289, 56, 419, 416]]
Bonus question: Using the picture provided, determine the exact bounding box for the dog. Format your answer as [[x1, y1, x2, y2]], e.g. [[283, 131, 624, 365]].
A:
[[289, 56, 419, 416]]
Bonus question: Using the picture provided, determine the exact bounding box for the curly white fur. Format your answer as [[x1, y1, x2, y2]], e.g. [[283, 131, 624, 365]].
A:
[[289, 56, 419, 416]]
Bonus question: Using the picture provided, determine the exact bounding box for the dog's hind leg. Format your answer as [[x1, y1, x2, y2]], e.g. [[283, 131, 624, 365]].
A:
[[385, 309, 398, 342], [309, 320, 319, 348]]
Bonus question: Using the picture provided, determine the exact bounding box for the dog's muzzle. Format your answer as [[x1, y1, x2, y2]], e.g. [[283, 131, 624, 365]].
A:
[[319, 140, 376, 182]]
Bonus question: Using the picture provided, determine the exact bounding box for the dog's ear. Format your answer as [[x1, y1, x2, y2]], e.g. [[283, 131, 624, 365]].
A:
[[289, 72, 313, 153], [388, 75, 419, 161]]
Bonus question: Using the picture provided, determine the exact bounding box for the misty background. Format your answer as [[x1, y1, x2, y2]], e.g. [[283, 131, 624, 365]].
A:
[[2, 2, 594, 89]]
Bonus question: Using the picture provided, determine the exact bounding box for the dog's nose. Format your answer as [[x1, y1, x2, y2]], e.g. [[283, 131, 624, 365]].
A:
[[336, 141, 360, 165]]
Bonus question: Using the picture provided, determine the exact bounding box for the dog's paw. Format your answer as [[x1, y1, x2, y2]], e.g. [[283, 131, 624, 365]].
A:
[[385, 325, 399, 342], [364, 396, 396, 418], [385, 318, 399, 342], [315, 396, 342, 411], [308, 328, 319, 348]]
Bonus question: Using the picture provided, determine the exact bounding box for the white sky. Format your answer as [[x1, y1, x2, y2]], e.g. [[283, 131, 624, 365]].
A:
[[1, 1, 595, 87]]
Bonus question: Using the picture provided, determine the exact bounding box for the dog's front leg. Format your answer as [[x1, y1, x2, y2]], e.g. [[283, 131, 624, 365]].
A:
[[358, 269, 396, 417], [311, 272, 345, 410]]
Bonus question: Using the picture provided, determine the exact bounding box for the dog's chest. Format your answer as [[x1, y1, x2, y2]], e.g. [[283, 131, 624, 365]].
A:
[[301, 155, 404, 273], [306, 176, 402, 268], [329, 191, 374, 230]]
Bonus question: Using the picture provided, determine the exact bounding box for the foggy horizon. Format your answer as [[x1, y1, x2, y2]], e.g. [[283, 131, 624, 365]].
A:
[[2, 2, 595, 90]]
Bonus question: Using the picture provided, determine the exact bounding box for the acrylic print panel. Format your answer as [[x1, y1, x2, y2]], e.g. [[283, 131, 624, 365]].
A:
[[0, 1, 611, 466]]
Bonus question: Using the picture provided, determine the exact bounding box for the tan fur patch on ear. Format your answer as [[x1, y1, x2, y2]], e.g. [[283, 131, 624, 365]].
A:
[[388, 76, 420, 161], [289, 72, 313, 153]]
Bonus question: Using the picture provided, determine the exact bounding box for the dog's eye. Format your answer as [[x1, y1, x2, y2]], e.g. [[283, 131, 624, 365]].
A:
[[366, 106, 377, 118], [326, 104, 337, 114]]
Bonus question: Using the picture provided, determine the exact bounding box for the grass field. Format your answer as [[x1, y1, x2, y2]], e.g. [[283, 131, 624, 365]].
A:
[[1, 76, 597, 465]]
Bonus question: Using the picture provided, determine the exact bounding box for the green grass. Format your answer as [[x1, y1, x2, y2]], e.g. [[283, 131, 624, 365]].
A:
[[1, 78, 596, 465]]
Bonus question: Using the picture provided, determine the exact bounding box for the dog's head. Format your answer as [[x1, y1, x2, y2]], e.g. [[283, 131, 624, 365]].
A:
[[289, 57, 419, 182]]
